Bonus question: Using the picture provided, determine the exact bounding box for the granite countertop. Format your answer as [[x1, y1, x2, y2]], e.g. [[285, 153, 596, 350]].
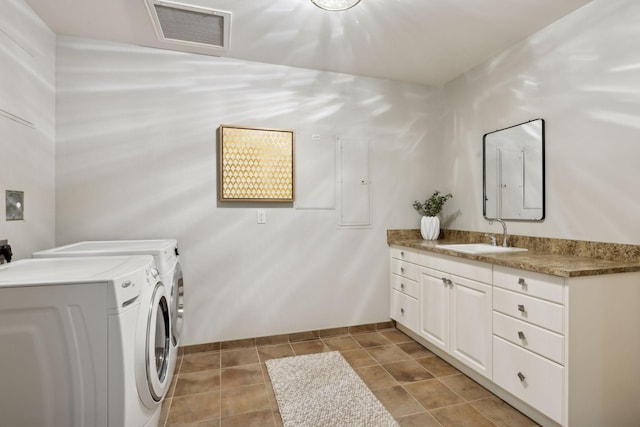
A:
[[389, 237, 640, 278]]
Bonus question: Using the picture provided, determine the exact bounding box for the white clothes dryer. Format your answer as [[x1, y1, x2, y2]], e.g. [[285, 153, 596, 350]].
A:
[[33, 240, 184, 368], [0, 256, 171, 427]]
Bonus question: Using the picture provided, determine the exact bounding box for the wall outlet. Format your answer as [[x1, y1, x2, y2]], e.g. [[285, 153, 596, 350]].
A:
[[257, 209, 266, 224]]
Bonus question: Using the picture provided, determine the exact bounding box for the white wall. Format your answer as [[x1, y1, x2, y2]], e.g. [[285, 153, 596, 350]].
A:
[[0, 0, 55, 259], [55, 36, 443, 345], [441, 0, 640, 245]]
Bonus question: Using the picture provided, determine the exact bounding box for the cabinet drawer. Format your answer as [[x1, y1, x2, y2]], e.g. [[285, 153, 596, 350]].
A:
[[391, 274, 419, 299], [390, 289, 418, 332], [494, 266, 564, 304], [390, 258, 419, 281], [390, 246, 419, 263], [419, 252, 492, 284], [493, 287, 564, 334], [493, 336, 563, 423], [493, 311, 564, 364]]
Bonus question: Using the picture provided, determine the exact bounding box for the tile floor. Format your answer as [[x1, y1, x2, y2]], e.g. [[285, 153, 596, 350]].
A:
[[159, 328, 538, 427]]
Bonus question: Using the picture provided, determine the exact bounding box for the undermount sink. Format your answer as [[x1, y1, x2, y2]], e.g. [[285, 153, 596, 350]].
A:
[[436, 243, 528, 254]]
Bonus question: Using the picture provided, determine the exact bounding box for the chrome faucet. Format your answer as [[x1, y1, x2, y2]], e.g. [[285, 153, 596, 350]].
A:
[[488, 219, 508, 247]]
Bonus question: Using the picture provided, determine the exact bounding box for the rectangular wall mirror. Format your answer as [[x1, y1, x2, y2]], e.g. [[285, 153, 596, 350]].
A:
[[483, 119, 545, 221]]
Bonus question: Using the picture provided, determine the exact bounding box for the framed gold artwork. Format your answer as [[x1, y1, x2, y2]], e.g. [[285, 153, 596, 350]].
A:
[[218, 125, 295, 202]]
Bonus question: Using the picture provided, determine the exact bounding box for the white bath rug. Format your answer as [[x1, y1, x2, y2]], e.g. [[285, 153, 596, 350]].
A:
[[265, 351, 399, 427]]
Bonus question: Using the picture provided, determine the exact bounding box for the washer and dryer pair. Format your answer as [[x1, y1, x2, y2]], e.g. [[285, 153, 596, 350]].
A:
[[0, 240, 184, 427]]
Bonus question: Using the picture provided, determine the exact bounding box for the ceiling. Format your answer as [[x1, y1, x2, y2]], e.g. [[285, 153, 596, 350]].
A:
[[24, 0, 592, 86]]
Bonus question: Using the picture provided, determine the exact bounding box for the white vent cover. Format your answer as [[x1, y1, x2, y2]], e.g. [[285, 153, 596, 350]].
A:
[[145, 0, 231, 52]]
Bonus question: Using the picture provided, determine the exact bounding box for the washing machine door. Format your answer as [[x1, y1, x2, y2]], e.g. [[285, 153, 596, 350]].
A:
[[137, 281, 171, 407], [170, 262, 184, 346]]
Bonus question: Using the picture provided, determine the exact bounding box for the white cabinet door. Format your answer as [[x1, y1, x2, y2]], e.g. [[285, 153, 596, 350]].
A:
[[450, 275, 492, 378], [420, 269, 450, 353]]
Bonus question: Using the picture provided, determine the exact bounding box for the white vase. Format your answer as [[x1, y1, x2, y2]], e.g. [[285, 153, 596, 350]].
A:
[[420, 216, 440, 240]]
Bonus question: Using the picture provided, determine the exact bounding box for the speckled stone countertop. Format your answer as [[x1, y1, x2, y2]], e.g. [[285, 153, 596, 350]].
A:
[[388, 229, 640, 278]]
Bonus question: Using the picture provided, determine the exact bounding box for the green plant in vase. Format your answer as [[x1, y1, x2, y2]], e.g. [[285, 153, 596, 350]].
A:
[[413, 191, 452, 240]]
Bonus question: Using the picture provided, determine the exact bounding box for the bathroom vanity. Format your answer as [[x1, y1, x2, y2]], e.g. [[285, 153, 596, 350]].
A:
[[389, 233, 640, 427]]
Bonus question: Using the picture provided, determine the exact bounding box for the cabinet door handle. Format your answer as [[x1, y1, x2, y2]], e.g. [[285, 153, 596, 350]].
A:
[[517, 372, 526, 382], [400, 308, 405, 315], [518, 331, 526, 340], [441, 277, 448, 285], [518, 277, 526, 286], [447, 279, 453, 285], [517, 304, 526, 312]]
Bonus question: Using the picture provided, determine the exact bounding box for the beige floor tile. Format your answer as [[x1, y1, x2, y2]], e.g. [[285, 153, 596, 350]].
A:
[[255, 334, 289, 347], [366, 344, 411, 364], [352, 332, 393, 347], [340, 349, 378, 368], [220, 409, 276, 427], [372, 385, 425, 418], [354, 365, 399, 390], [220, 383, 271, 417], [316, 326, 348, 337], [397, 341, 435, 359], [221, 348, 259, 368], [348, 324, 377, 334], [174, 370, 221, 397], [322, 335, 361, 351], [170, 329, 534, 426], [382, 359, 434, 383], [471, 397, 539, 427], [439, 373, 492, 401], [167, 390, 221, 425], [416, 356, 460, 377], [290, 339, 328, 355], [404, 379, 465, 410], [180, 352, 221, 373], [288, 331, 318, 342], [396, 411, 442, 427], [221, 364, 264, 389], [257, 344, 295, 362], [166, 419, 220, 427], [159, 397, 171, 426], [430, 402, 495, 427], [379, 329, 414, 344], [221, 338, 256, 350]]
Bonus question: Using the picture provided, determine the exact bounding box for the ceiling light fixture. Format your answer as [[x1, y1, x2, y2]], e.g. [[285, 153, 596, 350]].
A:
[[311, 0, 361, 12]]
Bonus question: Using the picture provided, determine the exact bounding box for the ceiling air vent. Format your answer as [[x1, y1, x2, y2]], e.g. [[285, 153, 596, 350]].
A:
[[145, 0, 231, 53]]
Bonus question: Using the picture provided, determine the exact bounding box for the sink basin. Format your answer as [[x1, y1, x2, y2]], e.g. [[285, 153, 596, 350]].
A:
[[436, 243, 528, 254]]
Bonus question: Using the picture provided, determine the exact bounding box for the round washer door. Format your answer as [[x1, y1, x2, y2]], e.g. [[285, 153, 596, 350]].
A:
[[170, 261, 184, 347], [136, 281, 171, 408]]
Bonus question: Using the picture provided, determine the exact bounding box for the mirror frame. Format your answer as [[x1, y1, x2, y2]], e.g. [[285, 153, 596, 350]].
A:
[[483, 118, 545, 221]]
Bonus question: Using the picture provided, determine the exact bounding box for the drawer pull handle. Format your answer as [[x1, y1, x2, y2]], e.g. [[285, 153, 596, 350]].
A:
[[518, 331, 526, 340], [400, 308, 405, 315], [400, 283, 405, 289], [400, 267, 405, 273], [517, 372, 526, 382], [400, 251, 405, 257], [518, 277, 526, 286], [517, 304, 526, 312]]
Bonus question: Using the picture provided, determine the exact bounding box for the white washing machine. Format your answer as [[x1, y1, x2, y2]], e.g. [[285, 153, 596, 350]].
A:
[[33, 240, 184, 365], [0, 256, 171, 427]]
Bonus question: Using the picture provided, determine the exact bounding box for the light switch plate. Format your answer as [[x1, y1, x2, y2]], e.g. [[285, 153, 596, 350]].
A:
[[257, 209, 266, 224], [6, 190, 24, 221]]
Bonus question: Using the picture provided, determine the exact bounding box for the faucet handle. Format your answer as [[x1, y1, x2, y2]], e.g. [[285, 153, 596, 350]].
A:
[[483, 233, 497, 246]]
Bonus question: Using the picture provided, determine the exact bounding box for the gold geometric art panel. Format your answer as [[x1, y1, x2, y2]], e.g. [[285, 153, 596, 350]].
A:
[[218, 125, 295, 202]]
